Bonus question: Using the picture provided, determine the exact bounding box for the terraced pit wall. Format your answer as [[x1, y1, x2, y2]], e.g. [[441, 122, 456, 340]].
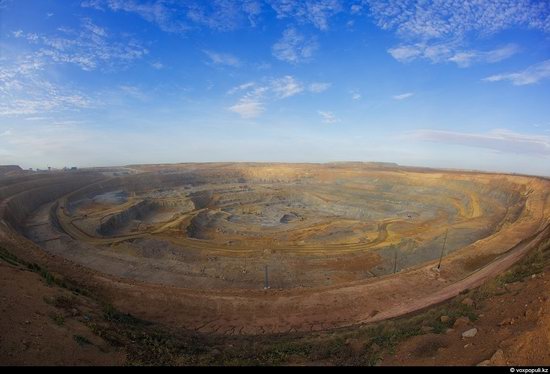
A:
[[1, 164, 549, 336]]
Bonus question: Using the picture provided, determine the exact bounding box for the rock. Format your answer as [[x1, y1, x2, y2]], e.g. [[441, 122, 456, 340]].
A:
[[489, 349, 506, 365], [462, 328, 478, 338], [421, 325, 434, 333], [453, 316, 470, 328], [445, 328, 455, 334], [498, 318, 514, 326], [477, 360, 491, 366], [440, 315, 450, 323], [280, 213, 300, 223], [499, 338, 515, 349], [477, 350, 506, 366], [210, 348, 222, 358], [462, 297, 474, 307]]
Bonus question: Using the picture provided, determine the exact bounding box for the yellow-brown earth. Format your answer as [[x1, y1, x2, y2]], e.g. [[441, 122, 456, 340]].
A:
[[1, 162, 549, 339]]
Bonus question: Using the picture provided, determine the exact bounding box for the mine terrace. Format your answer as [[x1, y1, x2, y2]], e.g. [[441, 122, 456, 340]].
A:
[[1, 162, 549, 335]]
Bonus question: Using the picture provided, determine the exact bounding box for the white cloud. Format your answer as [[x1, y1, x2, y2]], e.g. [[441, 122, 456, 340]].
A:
[[0, 18, 137, 117], [82, 17, 107, 37], [151, 61, 164, 70], [82, 0, 263, 33], [449, 44, 520, 68], [351, 91, 361, 100], [228, 86, 268, 118], [227, 75, 312, 118], [318, 110, 339, 124], [374, 1, 547, 68], [118, 85, 148, 101], [0, 60, 92, 116], [268, 0, 343, 30], [271, 75, 303, 98], [203, 50, 240, 67], [10, 19, 148, 72], [350, 4, 362, 14], [393, 92, 414, 100], [483, 59, 550, 86], [308, 82, 331, 93], [388, 42, 519, 67], [388, 44, 424, 63], [410, 129, 550, 155], [227, 82, 256, 95], [228, 100, 264, 119], [81, 0, 189, 33], [186, 0, 263, 31], [272, 27, 318, 64], [367, 0, 550, 40]]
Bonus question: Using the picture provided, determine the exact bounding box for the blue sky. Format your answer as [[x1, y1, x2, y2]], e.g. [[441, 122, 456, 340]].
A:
[[1, 0, 550, 176]]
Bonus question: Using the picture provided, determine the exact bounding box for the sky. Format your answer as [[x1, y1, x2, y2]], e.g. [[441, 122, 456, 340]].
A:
[[0, 0, 550, 176]]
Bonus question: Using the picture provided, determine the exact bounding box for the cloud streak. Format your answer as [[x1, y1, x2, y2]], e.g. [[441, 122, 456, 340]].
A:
[[410, 129, 550, 155], [388, 42, 519, 67], [268, 0, 343, 30], [393, 92, 414, 100], [483, 59, 550, 86], [308, 82, 331, 93], [11, 18, 148, 71], [82, 0, 264, 32], [0, 59, 92, 116], [203, 50, 241, 67], [271, 75, 303, 98], [368, 0, 550, 40], [227, 75, 328, 118], [374, 1, 548, 67], [272, 27, 318, 64], [318, 110, 339, 123]]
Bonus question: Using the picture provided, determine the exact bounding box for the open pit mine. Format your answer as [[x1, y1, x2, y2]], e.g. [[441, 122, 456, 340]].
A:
[[1, 162, 549, 336]]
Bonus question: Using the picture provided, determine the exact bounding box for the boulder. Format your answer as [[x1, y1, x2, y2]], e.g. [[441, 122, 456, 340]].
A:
[[462, 327, 478, 338], [489, 349, 506, 365], [453, 316, 471, 328]]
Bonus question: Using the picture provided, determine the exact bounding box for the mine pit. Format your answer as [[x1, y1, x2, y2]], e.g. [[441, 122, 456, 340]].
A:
[[2, 163, 549, 335]]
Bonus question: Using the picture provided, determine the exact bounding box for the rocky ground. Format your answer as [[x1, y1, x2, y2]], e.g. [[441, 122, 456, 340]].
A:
[[2, 163, 549, 364], [1, 238, 548, 366], [0, 259, 125, 365]]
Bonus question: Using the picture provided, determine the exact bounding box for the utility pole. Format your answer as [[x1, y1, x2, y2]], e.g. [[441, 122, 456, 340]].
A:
[[264, 264, 270, 289], [437, 229, 448, 270]]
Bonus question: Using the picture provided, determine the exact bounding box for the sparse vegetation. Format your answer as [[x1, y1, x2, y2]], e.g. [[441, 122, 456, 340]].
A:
[[50, 313, 65, 326], [74, 335, 92, 346], [499, 243, 549, 284]]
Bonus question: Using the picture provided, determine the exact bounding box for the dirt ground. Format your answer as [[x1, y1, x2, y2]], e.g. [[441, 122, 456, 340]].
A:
[[0, 260, 125, 365], [1, 163, 550, 365], [1, 241, 549, 366], [382, 270, 550, 366]]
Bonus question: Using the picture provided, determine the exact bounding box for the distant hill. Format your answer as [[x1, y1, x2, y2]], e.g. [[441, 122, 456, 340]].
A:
[[0, 165, 23, 177]]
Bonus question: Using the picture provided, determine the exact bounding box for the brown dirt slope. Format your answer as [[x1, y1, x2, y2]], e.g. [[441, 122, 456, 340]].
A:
[[383, 251, 550, 366], [0, 259, 125, 365]]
